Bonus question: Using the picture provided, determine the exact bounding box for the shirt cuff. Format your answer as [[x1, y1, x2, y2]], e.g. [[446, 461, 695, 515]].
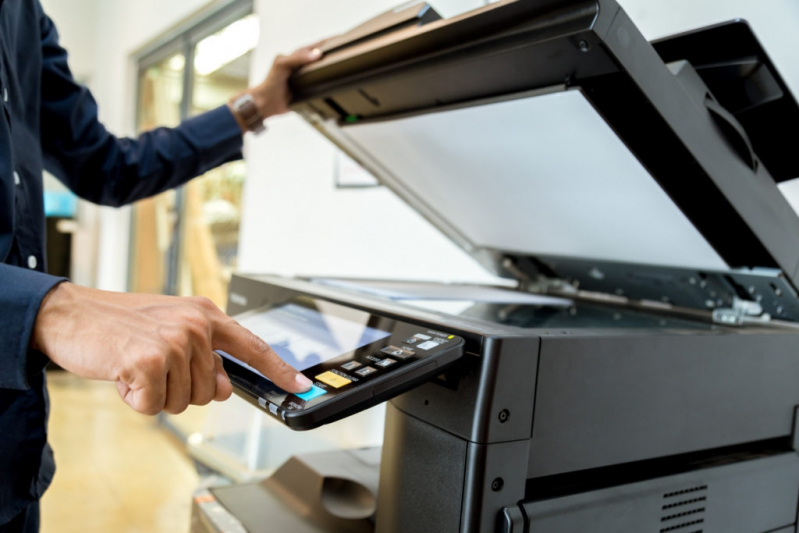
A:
[[0, 265, 66, 390], [178, 105, 244, 172]]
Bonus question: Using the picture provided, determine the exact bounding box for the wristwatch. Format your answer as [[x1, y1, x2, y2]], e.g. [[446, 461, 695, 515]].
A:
[[231, 93, 266, 134]]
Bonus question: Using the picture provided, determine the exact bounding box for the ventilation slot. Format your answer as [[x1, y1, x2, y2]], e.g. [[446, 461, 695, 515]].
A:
[[660, 485, 708, 533], [663, 497, 706, 510], [662, 508, 705, 522], [663, 485, 707, 498], [660, 519, 704, 533]]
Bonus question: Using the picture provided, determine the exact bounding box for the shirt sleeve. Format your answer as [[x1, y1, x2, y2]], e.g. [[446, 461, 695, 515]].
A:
[[37, 8, 245, 208], [0, 265, 66, 391]]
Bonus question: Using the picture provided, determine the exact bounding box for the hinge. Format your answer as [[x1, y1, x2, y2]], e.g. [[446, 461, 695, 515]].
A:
[[502, 258, 579, 296], [529, 277, 580, 297], [711, 297, 771, 326]]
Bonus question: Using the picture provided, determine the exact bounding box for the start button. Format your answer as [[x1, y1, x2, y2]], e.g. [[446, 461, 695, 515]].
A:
[[315, 371, 352, 389]]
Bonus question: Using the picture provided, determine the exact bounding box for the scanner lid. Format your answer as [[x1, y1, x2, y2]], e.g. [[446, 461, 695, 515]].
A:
[[289, 1, 799, 322]]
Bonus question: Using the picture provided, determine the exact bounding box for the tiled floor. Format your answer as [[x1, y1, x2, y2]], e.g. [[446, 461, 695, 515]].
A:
[[40, 371, 201, 533]]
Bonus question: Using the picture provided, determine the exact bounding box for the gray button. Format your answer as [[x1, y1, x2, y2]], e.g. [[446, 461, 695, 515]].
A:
[[13, 172, 20, 186], [28, 255, 37, 269], [355, 366, 377, 377], [376, 358, 397, 368], [3, 88, 7, 103], [381, 345, 414, 360], [341, 361, 362, 371], [416, 340, 439, 351]]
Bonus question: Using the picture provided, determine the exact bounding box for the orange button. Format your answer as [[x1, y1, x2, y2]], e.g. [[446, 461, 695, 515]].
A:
[[315, 371, 352, 389]]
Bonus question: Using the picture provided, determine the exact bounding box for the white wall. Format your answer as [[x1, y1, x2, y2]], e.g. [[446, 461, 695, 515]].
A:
[[239, 0, 502, 283], [39, 0, 97, 83]]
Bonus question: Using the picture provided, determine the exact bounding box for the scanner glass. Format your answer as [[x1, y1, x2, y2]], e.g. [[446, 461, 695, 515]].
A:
[[342, 90, 729, 271]]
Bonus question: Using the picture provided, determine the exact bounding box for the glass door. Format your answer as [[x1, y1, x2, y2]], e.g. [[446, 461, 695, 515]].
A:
[[130, 1, 254, 307]]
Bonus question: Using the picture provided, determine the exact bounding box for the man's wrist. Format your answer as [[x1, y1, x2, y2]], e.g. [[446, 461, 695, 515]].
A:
[[228, 89, 268, 135], [31, 282, 76, 353], [249, 87, 270, 120]]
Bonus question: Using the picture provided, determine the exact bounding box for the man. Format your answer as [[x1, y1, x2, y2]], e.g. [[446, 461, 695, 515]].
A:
[[0, 1, 320, 530]]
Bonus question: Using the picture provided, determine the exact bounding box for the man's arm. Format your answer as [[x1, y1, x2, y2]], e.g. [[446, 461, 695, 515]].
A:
[[37, 6, 320, 207], [24, 6, 322, 413], [0, 266, 65, 391]]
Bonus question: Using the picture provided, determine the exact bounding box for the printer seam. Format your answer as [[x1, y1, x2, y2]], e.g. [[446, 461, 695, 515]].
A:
[[391, 402, 536, 446], [528, 338, 544, 441]]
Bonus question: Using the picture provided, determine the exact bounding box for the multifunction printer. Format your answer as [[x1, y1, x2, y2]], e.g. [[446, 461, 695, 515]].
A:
[[193, 1, 799, 532]]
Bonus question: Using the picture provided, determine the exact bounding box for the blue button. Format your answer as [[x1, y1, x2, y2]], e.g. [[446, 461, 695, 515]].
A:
[[295, 385, 328, 402]]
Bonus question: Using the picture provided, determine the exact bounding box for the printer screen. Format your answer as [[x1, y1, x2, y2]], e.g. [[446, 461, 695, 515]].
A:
[[222, 300, 391, 374], [342, 90, 729, 272]]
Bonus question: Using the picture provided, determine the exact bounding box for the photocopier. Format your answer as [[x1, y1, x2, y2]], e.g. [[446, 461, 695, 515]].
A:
[[191, 1, 799, 532]]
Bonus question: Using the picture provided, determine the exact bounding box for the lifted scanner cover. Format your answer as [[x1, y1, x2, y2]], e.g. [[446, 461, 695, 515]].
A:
[[288, 0, 799, 320]]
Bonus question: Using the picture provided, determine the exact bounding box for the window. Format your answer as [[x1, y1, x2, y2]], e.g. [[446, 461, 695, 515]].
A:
[[130, 0, 254, 310]]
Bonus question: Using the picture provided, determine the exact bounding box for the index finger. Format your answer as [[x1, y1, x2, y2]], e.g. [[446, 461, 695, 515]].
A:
[[212, 319, 313, 394]]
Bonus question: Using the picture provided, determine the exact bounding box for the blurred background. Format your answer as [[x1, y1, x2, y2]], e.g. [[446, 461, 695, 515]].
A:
[[36, 0, 799, 531]]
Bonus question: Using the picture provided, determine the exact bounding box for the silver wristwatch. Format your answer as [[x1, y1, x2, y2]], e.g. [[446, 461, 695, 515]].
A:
[[231, 93, 266, 135]]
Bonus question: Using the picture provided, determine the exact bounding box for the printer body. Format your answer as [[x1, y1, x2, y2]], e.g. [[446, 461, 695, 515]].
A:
[[224, 273, 799, 533], [210, 1, 799, 531]]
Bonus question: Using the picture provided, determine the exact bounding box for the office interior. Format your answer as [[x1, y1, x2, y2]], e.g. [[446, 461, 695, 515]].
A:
[[31, 0, 799, 532]]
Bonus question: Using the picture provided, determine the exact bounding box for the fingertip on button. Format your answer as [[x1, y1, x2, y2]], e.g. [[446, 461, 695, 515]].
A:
[[295, 373, 313, 391]]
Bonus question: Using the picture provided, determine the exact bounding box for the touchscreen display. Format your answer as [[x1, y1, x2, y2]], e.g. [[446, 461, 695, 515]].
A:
[[220, 300, 391, 376]]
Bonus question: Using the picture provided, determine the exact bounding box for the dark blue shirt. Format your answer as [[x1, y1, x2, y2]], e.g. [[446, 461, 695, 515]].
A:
[[0, 0, 244, 523]]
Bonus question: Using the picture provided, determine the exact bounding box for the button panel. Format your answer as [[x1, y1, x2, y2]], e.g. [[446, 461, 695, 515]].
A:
[[223, 315, 463, 429]]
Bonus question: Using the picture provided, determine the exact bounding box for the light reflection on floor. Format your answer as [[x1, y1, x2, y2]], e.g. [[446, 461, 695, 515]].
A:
[[41, 371, 199, 533]]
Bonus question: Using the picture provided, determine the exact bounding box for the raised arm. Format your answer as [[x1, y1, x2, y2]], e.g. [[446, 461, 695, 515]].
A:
[[37, 11, 244, 207], [37, 6, 322, 208]]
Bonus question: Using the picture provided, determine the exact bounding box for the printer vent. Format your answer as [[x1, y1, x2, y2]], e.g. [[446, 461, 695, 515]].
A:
[[659, 484, 708, 533]]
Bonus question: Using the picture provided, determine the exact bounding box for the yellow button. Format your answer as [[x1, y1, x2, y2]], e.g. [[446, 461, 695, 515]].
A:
[[315, 371, 352, 389]]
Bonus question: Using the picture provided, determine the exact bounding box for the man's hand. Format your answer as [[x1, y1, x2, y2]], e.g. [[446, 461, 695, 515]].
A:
[[32, 283, 313, 416], [229, 44, 324, 132]]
